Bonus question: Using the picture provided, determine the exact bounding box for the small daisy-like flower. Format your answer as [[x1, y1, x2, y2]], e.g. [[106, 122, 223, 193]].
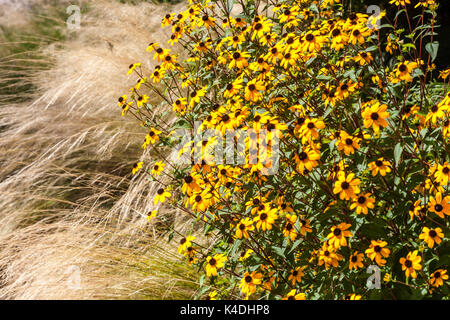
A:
[[282, 289, 306, 300], [400, 250, 422, 279], [350, 193, 375, 215], [430, 269, 448, 288], [418, 227, 444, 248], [132, 161, 143, 175], [368, 158, 391, 176], [349, 252, 364, 270], [205, 254, 227, 277]]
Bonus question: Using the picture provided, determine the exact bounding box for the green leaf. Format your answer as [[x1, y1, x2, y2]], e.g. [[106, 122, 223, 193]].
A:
[[425, 41, 439, 62], [394, 143, 403, 166]]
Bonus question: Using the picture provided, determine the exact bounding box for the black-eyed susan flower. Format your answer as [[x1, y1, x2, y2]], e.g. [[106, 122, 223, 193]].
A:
[[349, 251, 364, 270], [154, 187, 171, 205], [189, 190, 212, 212], [400, 250, 422, 279], [235, 218, 254, 239], [239, 249, 254, 262], [132, 161, 143, 175], [205, 254, 226, 277], [419, 226, 444, 248], [228, 50, 250, 69], [318, 243, 344, 269], [428, 192, 450, 218], [244, 79, 265, 102], [239, 271, 263, 296], [409, 199, 424, 220], [365, 240, 390, 267], [350, 193, 375, 215], [361, 100, 390, 133], [394, 61, 418, 82], [151, 161, 165, 176], [344, 294, 362, 300], [288, 266, 305, 285], [294, 147, 320, 175], [327, 223, 353, 249], [354, 51, 373, 65], [337, 131, 361, 155], [430, 269, 448, 288], [177, 235, 196, 255], [146, 210, 157, 222], [136, 94, 149, 108], [283, 214, 298, 241], [333, 171, 361, 200], [205, 291, 217, 300], [253, 208, 278, 231], [434, 162, 450, 186], [368, 158, 391, 177], [150, 68, 165, 83], [281, 289, 306, 300], [127, 63, 141, 76], [172, 97, 187, 114]]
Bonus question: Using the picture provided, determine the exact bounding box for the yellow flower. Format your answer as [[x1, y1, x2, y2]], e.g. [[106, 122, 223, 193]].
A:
[[282, 289, 306, 300], [368, 158, 391, 176], [154, 187, 171, 205], [365, 240, 390, 267], [428, 192, 450, 218], [419, 227, 444, 248], [127, 63, 141, 76], [151, 161, 165, 176], [288, 266, 305, 285], [394, 61, 418, 82], [349, 252, 364, 270], [327, 223, 353, 249], [333, 172, 361, 200], [205, 254, 226, 277], [350, 193, 375, 215], [239, 271, 263, 296], [400, 250, 422, 279], [132, 161, 143, 175], [146, 210, 157, 222], [177, 235, 196, 255], [361, 100, 390, 133], [235, 218, 254, 239], [430, 269, 448, 287]]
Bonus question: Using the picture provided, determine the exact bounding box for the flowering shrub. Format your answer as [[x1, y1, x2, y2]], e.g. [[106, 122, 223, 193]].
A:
[[119, 0, 450, 299]]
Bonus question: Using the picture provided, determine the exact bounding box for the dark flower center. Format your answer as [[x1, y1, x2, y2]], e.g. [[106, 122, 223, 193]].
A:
[[435, 204, 443, 212], [404, 259, 412, 268], [429, 230, 437, 238], [345, 138, 353, 145], [184, 175, 193, 183], [374, 245, 381, 253], [370, 112, 379, 120], [399, 64, 407, 72], [341, 181, 350, 190], [245, 276, 253, 283], [305, 33, 314, 42], [333, 228, 341, 236], [209, 258, 216, 266], [357, 196, 366, 204], [157, 188, 164, 195], [332, 28, 341, 37]]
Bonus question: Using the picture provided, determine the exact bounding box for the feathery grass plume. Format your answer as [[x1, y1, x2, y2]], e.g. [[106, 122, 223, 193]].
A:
[[0, 0, 202, 299]]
